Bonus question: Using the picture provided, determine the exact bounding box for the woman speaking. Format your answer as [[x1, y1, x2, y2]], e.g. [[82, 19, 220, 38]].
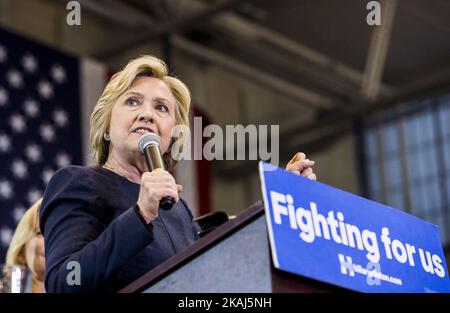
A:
[[40, 55, 316, 292]]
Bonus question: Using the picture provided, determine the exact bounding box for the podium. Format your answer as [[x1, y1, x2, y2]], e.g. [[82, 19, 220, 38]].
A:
[[120, 201, 346, 293]]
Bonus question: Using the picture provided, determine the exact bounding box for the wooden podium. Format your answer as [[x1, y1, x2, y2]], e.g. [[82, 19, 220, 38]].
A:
[[120, 201, 345, 293]]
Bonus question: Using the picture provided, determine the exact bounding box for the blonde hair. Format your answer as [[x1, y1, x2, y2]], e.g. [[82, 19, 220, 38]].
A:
[[90, 55, 191, 169], [4, 198, 42, 280]]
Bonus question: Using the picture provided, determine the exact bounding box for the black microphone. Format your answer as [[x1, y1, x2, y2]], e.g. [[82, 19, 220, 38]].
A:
[[194, 211, 229, 237], [138, 133, 175, 210]]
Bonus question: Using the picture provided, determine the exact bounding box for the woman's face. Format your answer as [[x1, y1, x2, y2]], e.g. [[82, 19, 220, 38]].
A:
[[25, 218, 45, 281], [108, 76, 177, 164]]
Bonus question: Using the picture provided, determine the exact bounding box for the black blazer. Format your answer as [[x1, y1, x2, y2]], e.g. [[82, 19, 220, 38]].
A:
[[40, 166, 199, 292]]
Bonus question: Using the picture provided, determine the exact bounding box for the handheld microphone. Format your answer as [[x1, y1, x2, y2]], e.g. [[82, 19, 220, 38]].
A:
[[138, 133, 175, 210]]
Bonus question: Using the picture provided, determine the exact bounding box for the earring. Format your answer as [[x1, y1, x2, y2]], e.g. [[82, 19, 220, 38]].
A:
[[103, 132, 110, 141]]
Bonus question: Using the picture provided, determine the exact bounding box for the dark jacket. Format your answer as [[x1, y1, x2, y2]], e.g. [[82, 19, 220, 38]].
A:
[[40, 166, 199, 293]]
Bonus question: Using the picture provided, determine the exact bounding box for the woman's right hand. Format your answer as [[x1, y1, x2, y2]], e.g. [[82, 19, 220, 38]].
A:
[[137, 170, 183, 223]]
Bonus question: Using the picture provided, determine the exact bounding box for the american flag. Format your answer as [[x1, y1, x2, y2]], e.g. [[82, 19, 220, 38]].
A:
[[0, 27, 83, 262]]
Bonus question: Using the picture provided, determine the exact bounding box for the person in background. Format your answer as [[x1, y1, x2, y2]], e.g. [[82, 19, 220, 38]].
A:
[[4, 198, 45, 293]]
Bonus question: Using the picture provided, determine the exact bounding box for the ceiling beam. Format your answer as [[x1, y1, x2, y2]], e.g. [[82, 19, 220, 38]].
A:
[[93, 0, 244, 59], [172, 35, 334, 110], [204, 28, 367, 107], [57, 0, 333, 109], [361, 0, 398, 101], [62, 0, 395, 110], [211, 11, 395, 99], [79, 0, 394, 104], [53, 0, 336, 110]]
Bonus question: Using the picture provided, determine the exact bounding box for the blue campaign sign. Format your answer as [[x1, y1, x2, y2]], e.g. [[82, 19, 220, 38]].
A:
[[259, 162, 450, 293]]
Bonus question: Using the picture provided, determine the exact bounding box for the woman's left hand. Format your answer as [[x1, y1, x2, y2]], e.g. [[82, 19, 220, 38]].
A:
[[286, 152, 317, 181]]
